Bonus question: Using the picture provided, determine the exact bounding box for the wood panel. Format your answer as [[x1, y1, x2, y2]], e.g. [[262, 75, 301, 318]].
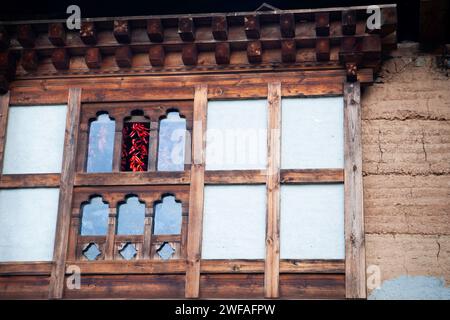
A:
[[48, 88, 82, 299], [280, 169, 344, 184], [204, 170, 266, 184], [185, 84, 207, 298], [67, 260, 186, 274], [343, 81, 366, 299], [0, 276, 50, 299], [75, 171, 190, 186], [63, 274, 185, 299], [0, 262, 53, 276], [0, 174, 60, 188], [265, 82, 281, 298], [0, 92, 10, 175], [200, 274, 264, 299], [280, 260, 345, 274], [279, 274, 345, 299]]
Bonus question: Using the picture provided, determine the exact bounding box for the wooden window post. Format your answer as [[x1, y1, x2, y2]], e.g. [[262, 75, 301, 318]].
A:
[[343, 81, 366, 299], [0, 92, 10, 175], [48, 88, 82, 299], [264, 82, 281, 298], [185, 84, 207, 298]]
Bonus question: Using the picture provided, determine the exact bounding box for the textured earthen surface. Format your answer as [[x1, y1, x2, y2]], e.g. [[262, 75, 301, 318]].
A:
[[362, 43, 450, 294]]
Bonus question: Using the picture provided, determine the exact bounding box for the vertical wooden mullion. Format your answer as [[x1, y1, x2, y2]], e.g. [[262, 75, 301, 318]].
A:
[[148, 120, 159, 171], [185, 84, 207, 298], [264, 82, 281, 298], [0, 92, 10, 176], [104, 208, 117, 260], [344, 81, 366, 299], [48, 88, 82, 299], [142, 207, 153, 259], [112, 121, 123, 172]]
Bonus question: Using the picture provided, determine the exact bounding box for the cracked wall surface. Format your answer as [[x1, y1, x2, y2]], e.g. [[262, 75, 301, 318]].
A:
[[361, 43, 450, 297]]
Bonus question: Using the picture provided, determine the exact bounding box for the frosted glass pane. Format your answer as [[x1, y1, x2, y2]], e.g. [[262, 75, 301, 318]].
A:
[[202, 185, 266, 259], [0, 188, 60, 262], [116, 196, 145, 235], [3, 105, 67, 174], [206, 100, 267, 170], [280, 184, 344, 259], [281, 97, 343, 169], [80, 197, 109, 236], [153, 195, 182, 235], [87, 114, 115, 173], [157, 112, 187, 171]]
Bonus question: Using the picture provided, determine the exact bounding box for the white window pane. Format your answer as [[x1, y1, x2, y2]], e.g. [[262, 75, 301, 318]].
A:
[[202, 185, 266, 259], [206, 100, 267, 170], [280, 184, 344, 259], [3, 105, 67, 174], [0, 188, 60, 262], [281, 97, 343, 169]]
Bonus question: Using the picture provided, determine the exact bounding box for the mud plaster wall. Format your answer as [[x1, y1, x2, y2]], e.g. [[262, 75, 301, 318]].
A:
[[362, 43, 450, 298]]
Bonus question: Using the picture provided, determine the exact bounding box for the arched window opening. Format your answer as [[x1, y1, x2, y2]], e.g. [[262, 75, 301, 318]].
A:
[[86, 113, 116, 173], [153, 195, 182, 235], [121, 111, 150, 172], [80, 196, 109, 236], [116, 195, 145, 235], [157, 111, 187, 172]]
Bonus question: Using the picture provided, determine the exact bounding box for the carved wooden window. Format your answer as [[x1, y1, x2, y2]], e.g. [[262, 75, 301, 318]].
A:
[[157, 111, 187, 172], [86, 113, 115, 173], [121, 111, 151, 172]]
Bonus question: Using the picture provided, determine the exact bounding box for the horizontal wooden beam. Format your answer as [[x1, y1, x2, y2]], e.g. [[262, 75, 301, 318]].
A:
[[280, 259, 345, 274], [74, 171, 190, 186], [67, 260, 186, 274], [0, 262, 53, 275], [280, 169, 344, 184], [205, 170, 266, 184], [0, 174, 61, 188]]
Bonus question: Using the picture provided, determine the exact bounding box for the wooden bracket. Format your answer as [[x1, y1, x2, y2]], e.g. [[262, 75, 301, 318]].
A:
[[48, 23, 66, 46], [315, 12, 330, 37], [147, 19, 164, 42], [0, 26, 9, 50], [215, 42, 230, 65], [346, 62, 358, 82], [316, 38, 330, 62], [113, 20, 131, 44], [149, 45, 165, 66], [342, 10, 357, 36], [280, 13, 295, 38], [245, 15, 260, 39], [51, 48, 70, 70], [85, 47, 102, 69], [212, 16, 228, 40], [21, 49, 38, 71], [281, 39, 296, 63], [17, 24, 35, 48], [179, 18, 195, 42], [247, 40, 262, 63], [115, 46, 132, 68], [182, 44, 198, 65], [80, 21, 97, 45]]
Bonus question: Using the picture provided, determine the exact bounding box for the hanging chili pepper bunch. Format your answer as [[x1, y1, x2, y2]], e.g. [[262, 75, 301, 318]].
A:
[[121, 122, 150, 172]]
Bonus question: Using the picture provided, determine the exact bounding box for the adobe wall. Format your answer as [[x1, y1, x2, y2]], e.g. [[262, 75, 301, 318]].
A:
[[361, 43, 450, 299]]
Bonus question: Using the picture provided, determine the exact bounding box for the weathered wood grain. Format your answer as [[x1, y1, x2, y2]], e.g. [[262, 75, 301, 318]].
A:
[[280, 169, 344, 184], [0, 92, 10, 175], [0, 174, 61, 188]]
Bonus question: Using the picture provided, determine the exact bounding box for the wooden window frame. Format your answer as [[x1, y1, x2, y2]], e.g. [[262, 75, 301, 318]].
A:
[[0, 71, 365, 299]]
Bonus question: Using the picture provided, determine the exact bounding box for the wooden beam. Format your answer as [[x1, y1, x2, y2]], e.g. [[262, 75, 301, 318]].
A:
[[0, 51, 16, 79], [48, 87, 82, 299], [315, 12, 330, 37], [178, 17, 195, 42], [280, 169, 344, 184], [113, 20, 131, 44], [185, 84, 207, 299], [51, 48, 70, 70], [0, 262, 53, 276], [339, 36, 363, 64], [214, 42, 230, 65], [244, 15, 260, 39], [280, 13, 295, 38], [205, 170, 266, 184], [80, 21, 97, 45], [342, 10, 356, 36], [0, 174, 60, 188], [21, 49, 38, 72], [182, 44, 197, 66], [115, 46, 132, 68], [85, 47, 102, 69], [316, 38, 330, 62], [0, 26, 10, 50], [211, 16, 228, 40], [0, 92, 10, 175], [247, 40, 262, 63], [48, 23, 66, 46], [147, 18, 164, 42], [75, 171, 190, 186], [264, 82, 281, 299], [343, 81, 366, 299], [17, 24, 35, 48], [346, 62, 358, 82], [362, 35, 381, 61], [0, 75, 8, 94], [149, 45, 165, 67], [280, 260, 345, 274], [281, 39, 296, 63]]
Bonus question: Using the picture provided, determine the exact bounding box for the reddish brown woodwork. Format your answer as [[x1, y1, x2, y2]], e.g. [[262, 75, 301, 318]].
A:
[[21, 49, 38, 71], [182, 44, 198, 65], [80, 21, 97, 45], [149, 45, 165, 66], [281, 40, 296, 63], [280, 13, 295, 38], [315, 12, 330, 37], [247, 40, 262, 63], [342, 10, 357, 35], [178, 17, 195, 41], [211, 16, 228, 40], [316, 38, 330, 62], [339, 36, 363, 64], [215, 42, 230, 65], [244, 15, 260, 39], [346, 62, 358, 82], [362, 34, 382, 61], [0, 75, 8, 94], [0, 51, 16, 86], [17, 24, 35, 48], [0, 26, 9, 50], [114, 20, 131, 44], [85, 48, 102, 69], [115, 46, 132, 68], [51, 48, 70, 70], [147, 19, 164, 42], [48, 23, 66, 46]]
